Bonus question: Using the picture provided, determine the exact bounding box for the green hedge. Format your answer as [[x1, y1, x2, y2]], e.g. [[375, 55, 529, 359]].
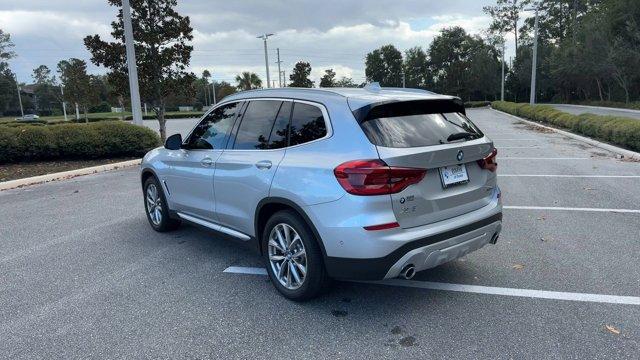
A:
[[0, 121, 160, 164], [464, 101, 492, 108], [491, 101, 640, 152]]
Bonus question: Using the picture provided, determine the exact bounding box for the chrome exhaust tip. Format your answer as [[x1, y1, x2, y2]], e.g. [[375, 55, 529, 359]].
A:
[[400, 264, 416, 280]]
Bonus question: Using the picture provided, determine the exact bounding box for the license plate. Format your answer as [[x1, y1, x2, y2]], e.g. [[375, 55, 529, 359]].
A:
[[439, 164, 469, 188]]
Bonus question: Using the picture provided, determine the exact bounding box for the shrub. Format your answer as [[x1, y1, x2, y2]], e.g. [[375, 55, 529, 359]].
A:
[[491, 101, 640, 152], [0, 121, 160, 164], [464, 101, 491, 108]]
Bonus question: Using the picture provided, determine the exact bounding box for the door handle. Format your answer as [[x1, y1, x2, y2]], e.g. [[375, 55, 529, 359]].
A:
[[255, 160, 272, 170], [201, 157, 213, 167]]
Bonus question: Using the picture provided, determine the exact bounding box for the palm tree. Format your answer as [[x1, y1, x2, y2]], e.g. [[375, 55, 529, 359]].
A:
[[235, 72, 262, 90]]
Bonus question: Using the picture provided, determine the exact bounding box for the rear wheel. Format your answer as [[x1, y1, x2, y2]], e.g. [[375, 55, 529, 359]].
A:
[[262, 210, 330, 301], [143, 176, 181, 232]]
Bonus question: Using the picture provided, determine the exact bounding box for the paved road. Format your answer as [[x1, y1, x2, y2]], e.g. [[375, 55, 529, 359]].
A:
[[143, 117, 199, 138], [550, 104, 640, 120], [1, 108, 639, 359]]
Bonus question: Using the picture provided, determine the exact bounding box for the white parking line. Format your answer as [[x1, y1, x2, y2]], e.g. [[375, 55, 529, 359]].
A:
[[224, 266, 267, 275], [500, 174, 640, 178], [223, 267, 640, 305], [497, 157, 590, 160], [504, 206, 640, 214], [499, 146, 540, 149]]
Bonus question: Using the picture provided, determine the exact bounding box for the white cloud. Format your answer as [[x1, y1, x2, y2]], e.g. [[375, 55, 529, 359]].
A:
[[1, 1, 509, 85]]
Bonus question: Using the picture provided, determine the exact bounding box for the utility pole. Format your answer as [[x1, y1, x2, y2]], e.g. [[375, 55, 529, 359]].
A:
[[526, 6, 540, 105], [281, 70, 286, 87], [402, 72, 406, 88], [75, 102, 80, 121], [144, 103, 148, 116], [257, 33, 274, 88], [122, 0, 143, 125], [276, 48, 283, 87], [15, 75, 24, 119], [211, 82, 216, 105], [60, 85, 67, 121], [501, 38, 505, 101]]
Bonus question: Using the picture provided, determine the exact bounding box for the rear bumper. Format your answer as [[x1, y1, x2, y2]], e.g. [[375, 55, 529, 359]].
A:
[[324, 212, 502, 280]]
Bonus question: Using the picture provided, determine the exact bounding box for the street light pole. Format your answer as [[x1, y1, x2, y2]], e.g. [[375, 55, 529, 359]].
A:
[[122, 0, 143, 125], [501, 38, 505, 102], [15, 75, 24, 119], [257, 34, 274, 88], [276, 48, 283, 88], [527, 6, 540, 105]]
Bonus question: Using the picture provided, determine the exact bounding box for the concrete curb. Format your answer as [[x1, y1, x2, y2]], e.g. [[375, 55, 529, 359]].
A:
[[491, 108, 640, 161], [0, 159, 141, 191]]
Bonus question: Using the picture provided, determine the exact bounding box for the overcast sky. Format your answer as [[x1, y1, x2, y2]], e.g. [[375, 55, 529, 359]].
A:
[[1, 0, 514, 86]]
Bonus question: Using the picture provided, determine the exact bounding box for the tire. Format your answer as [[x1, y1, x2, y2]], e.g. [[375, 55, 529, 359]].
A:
[[143, 176, 181, 232], [262, 210, 331, 301]]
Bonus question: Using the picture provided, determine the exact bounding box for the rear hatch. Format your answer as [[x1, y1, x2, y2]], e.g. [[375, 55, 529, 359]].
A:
[[351, 98, 497, 229]]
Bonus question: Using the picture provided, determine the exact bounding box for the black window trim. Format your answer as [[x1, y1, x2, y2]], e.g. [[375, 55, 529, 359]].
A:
[[182, 100, 244, 151], [222, 97, 332, 152]]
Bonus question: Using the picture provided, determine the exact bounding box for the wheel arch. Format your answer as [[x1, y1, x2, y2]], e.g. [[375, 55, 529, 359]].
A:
[[254, 197, 328, 259]]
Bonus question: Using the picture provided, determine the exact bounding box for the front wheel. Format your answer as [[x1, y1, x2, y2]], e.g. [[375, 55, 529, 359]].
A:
[[143, 176, 181, 232], [262, 210, 330, 301]]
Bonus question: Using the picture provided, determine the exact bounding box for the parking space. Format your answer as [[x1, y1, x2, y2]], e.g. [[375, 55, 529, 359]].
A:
[[1, 108, 638, 358]]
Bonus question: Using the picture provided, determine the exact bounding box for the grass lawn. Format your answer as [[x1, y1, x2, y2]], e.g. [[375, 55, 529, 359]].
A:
[[0, 157, 139, 182]]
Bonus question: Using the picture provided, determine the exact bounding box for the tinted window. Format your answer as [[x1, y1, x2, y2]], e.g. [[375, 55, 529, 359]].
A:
[[290, 103, 327, 146], [233, 100, 282, 150], [186, 102, 239, 149], [268, 101, 292, 149], [360, 111, 483, 148]]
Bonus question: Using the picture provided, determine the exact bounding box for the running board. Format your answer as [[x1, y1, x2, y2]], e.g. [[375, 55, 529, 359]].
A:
[[176, 212, 251, 241]]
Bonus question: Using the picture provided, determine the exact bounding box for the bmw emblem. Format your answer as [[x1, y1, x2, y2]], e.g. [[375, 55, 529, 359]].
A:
[[457, 150, 464, 162]]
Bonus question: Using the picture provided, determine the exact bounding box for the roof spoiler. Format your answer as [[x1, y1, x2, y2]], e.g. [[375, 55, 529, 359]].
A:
[[351, 98, 466, 124]]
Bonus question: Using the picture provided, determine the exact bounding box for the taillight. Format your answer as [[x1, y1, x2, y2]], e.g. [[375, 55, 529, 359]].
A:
[[334, 159, 426, 196], [477, 148, 498, 172]]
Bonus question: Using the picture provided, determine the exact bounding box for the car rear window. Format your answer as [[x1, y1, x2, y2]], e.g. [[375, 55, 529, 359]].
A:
[[357, 100, 483, 148]]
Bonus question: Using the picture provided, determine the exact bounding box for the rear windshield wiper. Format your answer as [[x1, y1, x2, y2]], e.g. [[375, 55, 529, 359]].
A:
[[446, 132, 480, 142]]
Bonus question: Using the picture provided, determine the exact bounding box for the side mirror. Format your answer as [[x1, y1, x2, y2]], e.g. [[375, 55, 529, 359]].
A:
[[164, 133, 183, 150]]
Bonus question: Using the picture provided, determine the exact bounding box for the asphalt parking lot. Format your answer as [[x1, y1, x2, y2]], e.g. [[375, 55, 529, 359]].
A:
[[1, 108, 639, 359]]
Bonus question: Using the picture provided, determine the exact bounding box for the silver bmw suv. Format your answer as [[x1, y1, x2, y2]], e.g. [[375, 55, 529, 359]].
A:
[[140, 86, 502, 300]]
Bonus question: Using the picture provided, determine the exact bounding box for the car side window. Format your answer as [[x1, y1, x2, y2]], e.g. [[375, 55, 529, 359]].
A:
[[233, 100, 282, 150], [267, 101, 292, 149], [186, 102, 240, 150], [289, 102, 327, 146]]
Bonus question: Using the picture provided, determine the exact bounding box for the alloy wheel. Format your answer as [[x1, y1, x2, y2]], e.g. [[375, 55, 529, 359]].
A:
[[267, 223, 307, 290]]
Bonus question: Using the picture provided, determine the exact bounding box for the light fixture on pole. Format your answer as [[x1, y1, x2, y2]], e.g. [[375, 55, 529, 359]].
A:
[[257, 33, 274, 88], [525, 6, 540, 105], [122, 0, 143, 125]]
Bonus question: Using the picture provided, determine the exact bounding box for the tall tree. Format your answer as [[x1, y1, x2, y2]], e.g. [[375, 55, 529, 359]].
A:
[[32, 65, 60, 113], [84, 0, 195, 141], [365, 45, 403, 86], [202, 69, 211, 105], [403, 47, 432, 89], [335, 76, 358, 87], [0, 29, 18, 115], [0, 29, 15, 63], [319, 68, 336, 87], [57, 59, 96, 121], [235, 71, 262, 90], [483, 0, 530, 54], [289, 61, 314, 87]]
